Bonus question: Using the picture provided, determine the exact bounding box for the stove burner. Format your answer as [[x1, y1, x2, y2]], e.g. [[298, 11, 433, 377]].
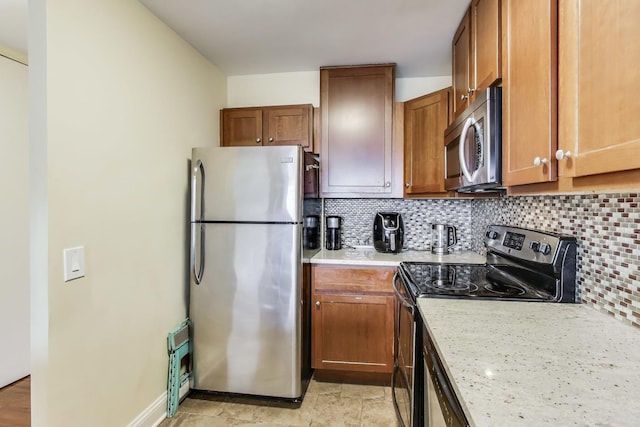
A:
[[484, 282, 526, 296], [427, 280, 478, 293]]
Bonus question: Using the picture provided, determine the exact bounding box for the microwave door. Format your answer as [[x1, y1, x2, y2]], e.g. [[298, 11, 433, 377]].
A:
[[458, 117, 483, 185]]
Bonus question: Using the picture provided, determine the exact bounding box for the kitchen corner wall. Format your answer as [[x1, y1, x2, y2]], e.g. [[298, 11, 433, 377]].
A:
[[323, 193, 640, 329]]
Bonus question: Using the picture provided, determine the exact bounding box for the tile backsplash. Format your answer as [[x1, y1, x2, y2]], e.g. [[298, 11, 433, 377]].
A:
[[321, 193, 640, 328], [324, 198, 473, 252], [471, 193, 640, 329]]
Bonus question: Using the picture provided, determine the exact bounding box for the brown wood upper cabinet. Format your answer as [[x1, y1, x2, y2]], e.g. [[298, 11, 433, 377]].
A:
[[504, 0, 640, 194], [557, 0, 640, 180], [501, 0, 558, 187], [319, 64, 399, 198], [220, 104, 313, 151], [403, 87, 452, 196], [452, 0, 501, 118], [311, 265, 395, 374]]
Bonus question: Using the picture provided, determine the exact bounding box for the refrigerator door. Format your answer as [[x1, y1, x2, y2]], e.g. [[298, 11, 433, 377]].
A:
[[191, 146, 302, 223], [190, 222, 302, 398]]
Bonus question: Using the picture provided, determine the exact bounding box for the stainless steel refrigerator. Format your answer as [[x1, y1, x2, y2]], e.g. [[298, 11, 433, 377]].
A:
[[189, 145, 311, 400]]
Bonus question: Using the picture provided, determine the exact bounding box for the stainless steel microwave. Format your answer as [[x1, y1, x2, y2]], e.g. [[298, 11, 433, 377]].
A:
[[444, 87, 502, 193]]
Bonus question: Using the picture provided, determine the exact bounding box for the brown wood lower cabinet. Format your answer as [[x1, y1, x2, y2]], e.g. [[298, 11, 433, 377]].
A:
[[311, 265, 395, 375]]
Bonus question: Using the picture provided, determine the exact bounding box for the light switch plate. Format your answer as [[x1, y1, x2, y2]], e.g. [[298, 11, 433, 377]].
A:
[[63, 246, 85, 282]]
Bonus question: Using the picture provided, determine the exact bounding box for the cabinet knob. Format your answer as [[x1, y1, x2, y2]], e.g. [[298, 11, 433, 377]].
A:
[[467, 87, 476, 94], [533, 156, 548, 167], [555, 149, 572, 161], [256, 138, 261, 144], [315, 301, 320, 308], [405, 182, 410, 188], [268, 137, 274, 143], [385, 181, 391, 187], [461, 94, 469, 101]]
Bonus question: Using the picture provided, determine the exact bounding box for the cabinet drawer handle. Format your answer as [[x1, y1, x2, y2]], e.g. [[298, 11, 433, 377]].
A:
[[315, 301, 320, 308]]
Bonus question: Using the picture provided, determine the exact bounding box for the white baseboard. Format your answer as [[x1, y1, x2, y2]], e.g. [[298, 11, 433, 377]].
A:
[[127, 383, 190, 427], [127, 392, 167, 427]]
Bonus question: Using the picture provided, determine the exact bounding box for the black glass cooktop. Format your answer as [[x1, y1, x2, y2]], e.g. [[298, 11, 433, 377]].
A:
[[398, 262, 558, 302]]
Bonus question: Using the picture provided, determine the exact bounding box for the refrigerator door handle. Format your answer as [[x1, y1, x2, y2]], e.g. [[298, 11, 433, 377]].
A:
[[191, 159, 204, 222], [191, 223, 205, 284]]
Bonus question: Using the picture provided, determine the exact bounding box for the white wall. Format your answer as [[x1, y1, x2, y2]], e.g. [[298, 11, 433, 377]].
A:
[[227, 71, 451, 107], [29, 0, 227, 425], [0, 53, 29, 388]]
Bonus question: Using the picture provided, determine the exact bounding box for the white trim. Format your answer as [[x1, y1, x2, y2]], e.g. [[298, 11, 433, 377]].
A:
[[127, 392, 167, 427], [127, 383, 190, 427]]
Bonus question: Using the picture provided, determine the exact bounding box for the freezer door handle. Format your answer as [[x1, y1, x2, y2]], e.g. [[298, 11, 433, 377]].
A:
[[191, 159, 204, 222], [191, 223, 205, 284]]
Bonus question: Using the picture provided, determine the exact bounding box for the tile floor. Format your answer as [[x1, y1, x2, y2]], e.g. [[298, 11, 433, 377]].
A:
[[160, 378, 399, 427]]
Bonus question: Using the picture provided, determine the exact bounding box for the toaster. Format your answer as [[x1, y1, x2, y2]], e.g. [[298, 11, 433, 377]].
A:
[[373, 212, 404, 253]]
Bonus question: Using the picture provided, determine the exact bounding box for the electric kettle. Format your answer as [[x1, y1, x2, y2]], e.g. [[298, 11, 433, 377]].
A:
[[431, 224, 457, 254]]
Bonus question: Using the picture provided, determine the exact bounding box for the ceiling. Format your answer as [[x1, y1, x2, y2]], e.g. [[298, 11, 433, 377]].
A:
[[139, 0, 469, 78], [0, 0, 470, 78]]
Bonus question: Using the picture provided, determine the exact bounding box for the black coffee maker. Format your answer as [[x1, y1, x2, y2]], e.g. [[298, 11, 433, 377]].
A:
[[373, 212, 404, 253], [303, 216, 320, 249], [325, 216, 342, 250]]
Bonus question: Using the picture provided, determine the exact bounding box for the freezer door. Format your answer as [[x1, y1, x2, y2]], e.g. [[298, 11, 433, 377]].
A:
[[190, 222, 302, 398], [191, 146, 302, 223]]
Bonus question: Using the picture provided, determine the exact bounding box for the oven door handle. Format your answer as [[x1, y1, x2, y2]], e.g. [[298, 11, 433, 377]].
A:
[[392, 272, 414, 314]]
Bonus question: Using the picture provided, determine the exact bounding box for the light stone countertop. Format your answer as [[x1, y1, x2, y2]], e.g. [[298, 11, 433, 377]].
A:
[[417, 298, 640, 427], [308, 248, 486, 267]]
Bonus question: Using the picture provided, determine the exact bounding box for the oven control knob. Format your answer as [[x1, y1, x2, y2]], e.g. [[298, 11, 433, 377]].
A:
[[486, 230, 499, 240], [529, 241, 540, 252], [538, 243, 552, 255]]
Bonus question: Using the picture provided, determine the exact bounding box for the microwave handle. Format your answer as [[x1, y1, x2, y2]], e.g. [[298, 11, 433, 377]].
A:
[[458, 117, 481, 183]]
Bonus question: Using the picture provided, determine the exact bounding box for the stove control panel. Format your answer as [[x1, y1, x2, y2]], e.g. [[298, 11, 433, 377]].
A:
[[484, 225, 575, 266]]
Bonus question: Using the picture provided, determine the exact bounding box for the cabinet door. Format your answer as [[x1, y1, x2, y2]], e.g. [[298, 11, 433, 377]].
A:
[[472, 0, 501, 93], [221, 108, 263, 146], [263, 105, 313, 150], [312, 293, 394, 373], [502, 0, 558, 186], [558, 0, 640, 178], [320, 65, 395, 197], [404, 88, 452, 195], [452, 7, 472, 118]]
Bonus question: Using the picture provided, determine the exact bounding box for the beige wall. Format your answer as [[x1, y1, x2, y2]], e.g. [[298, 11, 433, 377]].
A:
[[29, 0, 227, 425], [0, 53, 29, 388], [227, 72, 451, 107]]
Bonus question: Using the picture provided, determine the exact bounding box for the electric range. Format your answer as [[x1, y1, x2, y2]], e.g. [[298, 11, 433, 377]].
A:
[[391, 225, 578, 427]]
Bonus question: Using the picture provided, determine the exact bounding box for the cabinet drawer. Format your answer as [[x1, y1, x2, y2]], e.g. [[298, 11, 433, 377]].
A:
[[312, 265, 395, 294]]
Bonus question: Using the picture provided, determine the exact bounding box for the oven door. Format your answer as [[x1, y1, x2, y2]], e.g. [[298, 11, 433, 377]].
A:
[[392, 271, 423, 427]]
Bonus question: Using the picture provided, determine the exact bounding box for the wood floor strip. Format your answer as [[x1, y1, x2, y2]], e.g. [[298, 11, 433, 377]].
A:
[[0, 376, 31, 427]]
